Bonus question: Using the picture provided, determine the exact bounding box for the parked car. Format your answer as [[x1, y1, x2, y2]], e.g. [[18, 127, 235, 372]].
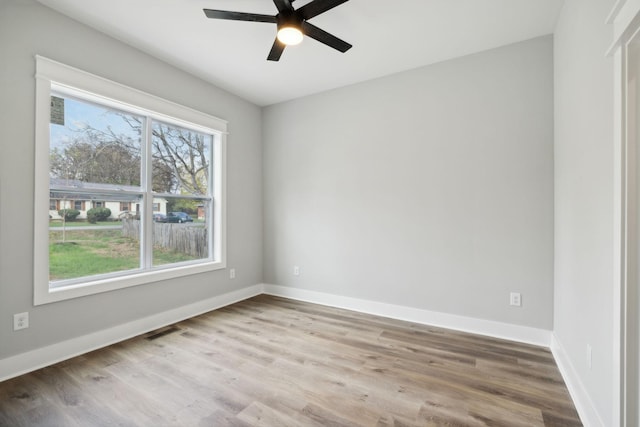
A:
[[166, 212, 193, 223], [153, 213, 166, 222]]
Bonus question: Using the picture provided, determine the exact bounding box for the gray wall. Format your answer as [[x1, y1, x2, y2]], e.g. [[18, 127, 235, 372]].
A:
[[263, 36, 554, 329], [0, 1, 621, 421], [554, 0, 615, 424], [0, 0, 263, 359]]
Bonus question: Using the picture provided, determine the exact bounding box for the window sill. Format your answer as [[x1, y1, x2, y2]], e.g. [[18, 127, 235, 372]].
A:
[[34, 261, 225, 305]]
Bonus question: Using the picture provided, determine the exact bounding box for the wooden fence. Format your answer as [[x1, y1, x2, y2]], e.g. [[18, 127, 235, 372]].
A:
[[122, 219, 207, 258]]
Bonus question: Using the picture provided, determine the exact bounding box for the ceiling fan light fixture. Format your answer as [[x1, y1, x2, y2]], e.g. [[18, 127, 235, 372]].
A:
[[204, 0, 353, 61], [277, 26, 303, 45]]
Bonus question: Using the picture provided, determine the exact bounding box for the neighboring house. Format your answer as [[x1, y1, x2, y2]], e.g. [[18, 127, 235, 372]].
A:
[[49, 178, 167, 220]]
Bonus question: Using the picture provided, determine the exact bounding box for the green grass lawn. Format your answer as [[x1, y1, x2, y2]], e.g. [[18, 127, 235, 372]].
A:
[[49, 221, 117, 227], [49, 230, 199, 281]]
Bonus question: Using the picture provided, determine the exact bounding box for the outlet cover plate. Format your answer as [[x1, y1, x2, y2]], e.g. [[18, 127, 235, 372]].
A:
[[510, 292, 522, 307], [13, 312, 29, 331]]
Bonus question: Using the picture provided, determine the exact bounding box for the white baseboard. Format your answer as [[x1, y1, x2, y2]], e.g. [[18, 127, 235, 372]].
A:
[[262, 284, 552, 347], [0, 284, 263, 382], [0, 282, 601, 426], [550, 334, 605, 427], [0, 283, 556, 389]]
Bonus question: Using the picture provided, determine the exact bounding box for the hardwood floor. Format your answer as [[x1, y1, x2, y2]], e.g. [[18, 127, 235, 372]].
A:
[[0, 295, 582, 426]]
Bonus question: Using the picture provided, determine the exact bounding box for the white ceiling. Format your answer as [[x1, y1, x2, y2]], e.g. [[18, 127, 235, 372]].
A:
[[36, 0, 564, 106]]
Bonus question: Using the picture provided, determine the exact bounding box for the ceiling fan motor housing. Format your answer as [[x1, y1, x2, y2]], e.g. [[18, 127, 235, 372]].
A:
[[203, 0, 352, 61]]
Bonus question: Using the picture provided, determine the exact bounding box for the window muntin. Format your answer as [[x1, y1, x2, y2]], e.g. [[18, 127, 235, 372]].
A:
[[48, 93, 217, 285], [35, 56, 227, 305]]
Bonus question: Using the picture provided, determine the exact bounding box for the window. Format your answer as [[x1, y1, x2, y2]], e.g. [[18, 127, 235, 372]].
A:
[[49, 199, 57, 211], [35, 56, 227, 305]]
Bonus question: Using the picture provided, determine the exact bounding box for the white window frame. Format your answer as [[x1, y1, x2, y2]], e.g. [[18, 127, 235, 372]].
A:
[[34, 56, 227, 305]]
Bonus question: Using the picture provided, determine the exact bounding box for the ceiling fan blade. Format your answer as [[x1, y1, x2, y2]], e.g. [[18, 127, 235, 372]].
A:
[[203, 9, 276, 23], [267, 38, 286, 61], [272, 0, 295, 13], [297, 0, 349, 20], [301, 22, 352, 53]]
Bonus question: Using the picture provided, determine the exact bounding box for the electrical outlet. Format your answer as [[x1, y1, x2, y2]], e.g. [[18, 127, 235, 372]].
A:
[[13, 312, 29, 331], [293, 265, 300, 276], [229, 268, 236, 279], [510, 292, 522, 307]]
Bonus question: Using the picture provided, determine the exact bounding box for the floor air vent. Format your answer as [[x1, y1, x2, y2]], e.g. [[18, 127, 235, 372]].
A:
[[145, 325, 181, 340]]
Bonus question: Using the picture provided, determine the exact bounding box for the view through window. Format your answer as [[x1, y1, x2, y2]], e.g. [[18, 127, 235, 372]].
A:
[[34, 56, 226, 304], [48, 94, 216, 286]]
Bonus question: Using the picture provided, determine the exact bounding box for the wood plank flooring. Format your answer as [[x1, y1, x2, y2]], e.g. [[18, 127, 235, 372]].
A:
[[0, 295, 582, 426]]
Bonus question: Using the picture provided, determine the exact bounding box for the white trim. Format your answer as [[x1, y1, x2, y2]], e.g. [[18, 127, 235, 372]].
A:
[[607, 4, 640, 424], [1, 283, 554, 382], [33, 68, 51, 300], [551, 334, 605, 427], [39, 261, 225, 305], [612, 43, 625, 427], [36, 56, 228, 132], [607, 0, 640, 56], [0, 284, 263, 383], [214, 132, 227, 267], [607, 0, 628, 25], [1, 284, 570, 398], [34, 56, 228, 305], [262, 284, 551, 347], [612, 15, 640, 426]]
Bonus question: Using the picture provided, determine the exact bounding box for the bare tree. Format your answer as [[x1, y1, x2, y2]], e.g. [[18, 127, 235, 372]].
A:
[[110, 115, 209, 194], [50, 139, 140, 186], [50, 114, 209, 196], [151, 122, 209, 195]]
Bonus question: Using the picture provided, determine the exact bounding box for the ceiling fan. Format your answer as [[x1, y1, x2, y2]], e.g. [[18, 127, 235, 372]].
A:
[[203, 0, 352, 61]]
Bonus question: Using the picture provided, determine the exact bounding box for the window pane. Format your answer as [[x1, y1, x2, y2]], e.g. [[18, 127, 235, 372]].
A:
[[49, 96, 144, 285], [151, 121, 211, 195], [153, 197, 210, 266], [49, 95, 142, 190], [36, 58, 226, 304], [48, 193, 143, 285]]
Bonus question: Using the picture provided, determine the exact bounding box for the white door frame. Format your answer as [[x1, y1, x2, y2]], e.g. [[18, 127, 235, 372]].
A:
[[608, 2, 640, 425]]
